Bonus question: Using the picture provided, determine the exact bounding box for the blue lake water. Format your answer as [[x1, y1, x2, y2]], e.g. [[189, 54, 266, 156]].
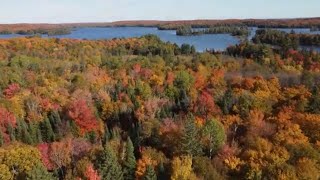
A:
[[0, 27, 320, 52], [0, 27, 239, 52]]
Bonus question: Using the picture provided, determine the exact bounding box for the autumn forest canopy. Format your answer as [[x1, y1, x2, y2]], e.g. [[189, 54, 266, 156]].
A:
[[0, 18, 320, 180]]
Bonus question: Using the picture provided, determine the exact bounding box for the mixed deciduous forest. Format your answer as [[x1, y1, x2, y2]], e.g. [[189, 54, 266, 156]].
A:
[[0, 32, 319, 180]]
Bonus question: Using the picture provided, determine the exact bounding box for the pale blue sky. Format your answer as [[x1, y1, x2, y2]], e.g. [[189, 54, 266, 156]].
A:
[[0, 0, 319, 23]]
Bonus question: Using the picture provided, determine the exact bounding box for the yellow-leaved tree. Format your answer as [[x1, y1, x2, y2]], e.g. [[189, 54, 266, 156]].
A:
[[171, 155, 197, 180], [0, 143, 43, 178]]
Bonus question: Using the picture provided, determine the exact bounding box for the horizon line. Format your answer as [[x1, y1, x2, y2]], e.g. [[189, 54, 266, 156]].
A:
[[1, 17, 320, 25]]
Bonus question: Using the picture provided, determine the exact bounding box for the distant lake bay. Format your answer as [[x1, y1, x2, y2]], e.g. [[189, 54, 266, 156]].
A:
[[1, 27, 320, 52]]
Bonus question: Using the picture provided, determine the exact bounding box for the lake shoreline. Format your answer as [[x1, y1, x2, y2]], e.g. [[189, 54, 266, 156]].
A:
[[1, 26, 320, 52]]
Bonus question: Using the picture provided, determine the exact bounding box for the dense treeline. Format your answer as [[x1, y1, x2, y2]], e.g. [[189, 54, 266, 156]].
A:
[[253, 29, 320, 50], [252, 29, 300, 50], [176, 26, 249, 38], [158, 23, 244, 31], [0, 30, 12, 35], [299, 34, 320, 46], [242, 18, 320, 28], [0, 28, 72, 36], [1, 17, 320, 36], [0, 35, 319, 179], [14, 28, 72, 36]]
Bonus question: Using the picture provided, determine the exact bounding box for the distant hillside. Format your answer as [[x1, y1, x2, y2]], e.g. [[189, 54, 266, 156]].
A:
[[1, 17, 320, 33]]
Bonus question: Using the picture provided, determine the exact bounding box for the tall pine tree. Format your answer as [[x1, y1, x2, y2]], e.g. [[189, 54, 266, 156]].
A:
[[96, 146, 124, 180], [7, 123, 15, 142], [180, 115, 203, 156], [143, 165, 157, 180], [123, 137, 136, 180], [21, 120, 33, 145], [157, 162, 167, 180], [29, 123, 42, 144], [49, 111, 62, 140], [41, 118, 55, 142], [0, 132, 3, 147]]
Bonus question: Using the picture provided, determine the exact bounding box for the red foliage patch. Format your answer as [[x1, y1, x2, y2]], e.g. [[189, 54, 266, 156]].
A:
[[3, 83, 20, 99], [37, 143, 55, 170], [0, 107, 17, 133], [67, 99, 99, 135]]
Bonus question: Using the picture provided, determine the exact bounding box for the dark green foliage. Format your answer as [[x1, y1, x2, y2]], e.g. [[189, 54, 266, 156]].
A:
[[157, 162, 167, 180], [176, 26, 193, 36], [174, 71, 194, 90], [86, 131, 97, 144], [143, 165, 157, 180], [301, 70, 314, 89], [219, 87, 235, 115], [237, 93, 254, 118], [15, 28, 71, 36], [253, 29, 299, 50], [41, 118, 55, 142], [176, 26, 249, 37], [27, 163, 55, 180], [123, 138, 136, 180], [18, 120, 33, 145], [102, 126, 111, 145], [308, 85, 320, 114], [7, 123, 15, 142], [180, 44, 195, 55], [96, 146, 124, 180], [29, 122, 42, 144], [0, 132, 3, 147], [176, 89, 190, 112], [252, 29, 320, 50], [48, 111, 62, 140], [180, 115, 203, 156], [129, 122, 142, 149]]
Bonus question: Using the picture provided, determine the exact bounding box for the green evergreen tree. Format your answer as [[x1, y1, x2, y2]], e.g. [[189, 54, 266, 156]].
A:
[[202, 119, 226, 158], [69, 120, 79, 136], [157, 162, 167, 180], [86, 131, 97, 144], [219, 86, 234, 115], [36, 128, 43, 143], [123, 137, 136, 180], [308, 86, 320, 114], [7, 123, 15, 141], [143, 165, 157, 180], [96, 146, 124, 180], [102, 125, 111, 145], [180, 115, 203, 156], [49, 111, 62, 139], [29, 122, 42, 144], [177, 89, 190, 112], [21, 120, 33, 145], [0, 132, 3, 147], [41, 118, 55, 142], [27, 163, 55, 180], [129, 122, 142, 149], [15, 119, 23, 141]]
